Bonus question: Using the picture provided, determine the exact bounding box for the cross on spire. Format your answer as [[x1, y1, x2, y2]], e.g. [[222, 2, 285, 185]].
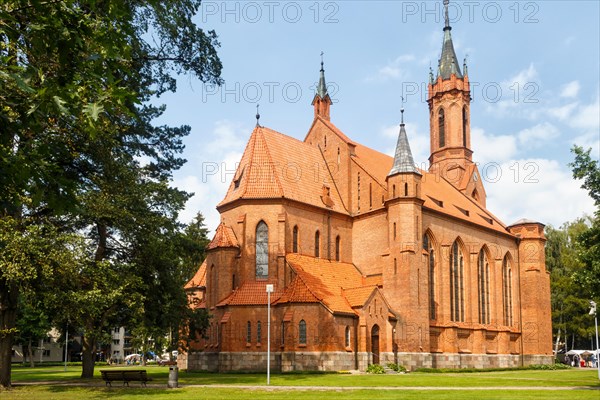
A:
[[255, 104, 260, 127], [400, 96, 406, 125], [320, 51, 324, 71], [444, 0, 450, 29]]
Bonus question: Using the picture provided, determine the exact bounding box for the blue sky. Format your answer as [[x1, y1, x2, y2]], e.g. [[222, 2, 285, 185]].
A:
[[154, 1, 600, 232]]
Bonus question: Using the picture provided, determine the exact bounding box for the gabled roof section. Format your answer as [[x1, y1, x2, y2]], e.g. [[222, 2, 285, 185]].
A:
[[388, 121, 421, 177], [283, 254, 365, 315], [207, 222, 239, 250], [307, 115, 357, 146], [216, 280, 283, 306], [343, 286, 378, 308], [219, 126, 347, 214], [276, 275, 321, 304], [184, 260, 207, 290]]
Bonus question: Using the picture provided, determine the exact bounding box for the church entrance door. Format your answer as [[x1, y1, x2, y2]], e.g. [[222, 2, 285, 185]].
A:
[[371, 324, 380, 365]]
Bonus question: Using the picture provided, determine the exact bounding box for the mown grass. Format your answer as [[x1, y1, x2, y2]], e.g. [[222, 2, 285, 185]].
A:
[[3, 365, 599, 400], [2, 386, 600, 400]]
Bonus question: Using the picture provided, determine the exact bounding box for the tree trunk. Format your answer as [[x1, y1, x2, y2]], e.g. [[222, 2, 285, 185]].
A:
[[0, 280, 19, 389], [80, 326, 96, 379], [28, 339, 35, 368]]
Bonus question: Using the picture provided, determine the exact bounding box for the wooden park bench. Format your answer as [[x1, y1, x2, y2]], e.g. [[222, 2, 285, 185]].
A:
[[100, 369, 152, 387]]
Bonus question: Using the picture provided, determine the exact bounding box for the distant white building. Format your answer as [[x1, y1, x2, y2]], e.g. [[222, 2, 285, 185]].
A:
[[109, 327, 135, 363], [11, 328, 65, 364]]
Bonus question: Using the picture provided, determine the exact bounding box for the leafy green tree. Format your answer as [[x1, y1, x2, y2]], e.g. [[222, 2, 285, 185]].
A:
[[570, 146, 600, 297], [180, 212, 211, 282], [546, 220, 595, 351], [127, 212, 211, 364], [0, 218, 84, 386], [14, 294, 52, 368], [1, 0, 221, 386]]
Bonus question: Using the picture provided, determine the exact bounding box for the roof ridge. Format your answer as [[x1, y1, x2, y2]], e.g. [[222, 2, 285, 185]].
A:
[[256, 127, 285, 197], [287, 261, 325, 302], [312, 116, 357, 145], [239, 127, 259, 198]]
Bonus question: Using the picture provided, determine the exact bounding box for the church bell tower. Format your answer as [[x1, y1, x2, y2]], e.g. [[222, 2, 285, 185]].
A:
[[428, 0, 473, 188]]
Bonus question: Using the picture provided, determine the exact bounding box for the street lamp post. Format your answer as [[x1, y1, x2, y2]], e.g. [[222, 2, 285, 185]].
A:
[[64, 324, 69, 372], [266, 284, 274, 385], [590, 300, 600, 380]]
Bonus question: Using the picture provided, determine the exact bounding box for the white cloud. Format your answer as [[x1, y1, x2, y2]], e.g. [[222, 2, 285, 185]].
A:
[[517, 122, 560, 148], [560, 81, 580, 98], [481, 64, 540, 116], [569, 96, 600, 130], [366, 54, 416, 82], [546, 102, 578, 121], [484, 158, 595, 227], [174, 120, 248, 233], [470, 127, 518, 164]]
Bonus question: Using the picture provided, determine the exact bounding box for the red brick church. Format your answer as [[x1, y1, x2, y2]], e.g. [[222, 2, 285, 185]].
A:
[[182, 1, 552, 371]]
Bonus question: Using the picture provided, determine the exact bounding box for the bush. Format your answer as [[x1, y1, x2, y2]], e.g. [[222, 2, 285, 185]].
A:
[[366, 364, 385, 374], [386, 363, 407, 373]]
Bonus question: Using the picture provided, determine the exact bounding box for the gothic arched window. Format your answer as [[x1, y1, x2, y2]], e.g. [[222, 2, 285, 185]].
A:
[[292, 225, 299, 253], [335, 235, 341, 261], [450, 240, 465, 322], [438, 108, 446, 148], [256, 221, 269, 279], [424, 234, 436, 320], [503, 255, 514, 326], [315, 230, 320, 258], [299, 320, 307, 345], [462, 106, 468, 147], [478, 249, 490, 324]]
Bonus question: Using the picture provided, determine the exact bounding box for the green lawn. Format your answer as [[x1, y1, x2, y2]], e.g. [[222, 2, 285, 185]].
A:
[[3, 365, 599, 400]]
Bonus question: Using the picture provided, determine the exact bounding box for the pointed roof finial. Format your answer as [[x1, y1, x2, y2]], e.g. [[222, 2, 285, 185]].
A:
[[320, 51, 324, 71], [437, 0, 463, 80], [463, 55, 469, 76], [444, 0, 451, 30], [316, 51, 328, 98], [255, 104, 260, 127], [400, 96, 406, 125]]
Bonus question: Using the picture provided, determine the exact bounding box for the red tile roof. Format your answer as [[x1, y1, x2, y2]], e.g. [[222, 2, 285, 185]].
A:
[[207, 222, 239, 250], [218, 122, 512, 234], [184, 260, 207, 290], [343, 286, 378, 308], [282, 254, 368, 315], [216, 280, 282, 306], [218, 126, 347, 214]]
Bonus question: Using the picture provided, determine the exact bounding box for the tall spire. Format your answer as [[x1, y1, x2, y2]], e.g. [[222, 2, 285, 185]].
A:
[[317, 51, 328, 98], [438, 0, 462, 80], [312, 52, 332, 121], [388, 104, 420, 177]]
